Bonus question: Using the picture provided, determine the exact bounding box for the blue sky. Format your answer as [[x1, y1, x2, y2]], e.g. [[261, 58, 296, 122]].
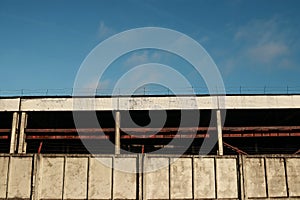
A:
[[1, 0, 300, 95]]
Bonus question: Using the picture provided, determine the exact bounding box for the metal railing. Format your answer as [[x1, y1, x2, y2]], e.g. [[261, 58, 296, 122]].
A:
[[0, 86, 299, 97]]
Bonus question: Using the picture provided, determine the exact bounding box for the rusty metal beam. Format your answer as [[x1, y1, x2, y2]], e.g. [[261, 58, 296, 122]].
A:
[[25, 126, 300, 133], [223, 142, 248, 155], [0, 129, 11, 133]]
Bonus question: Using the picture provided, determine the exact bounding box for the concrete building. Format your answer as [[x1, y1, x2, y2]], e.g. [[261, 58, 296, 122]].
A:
[[0, 95, 299, 199]]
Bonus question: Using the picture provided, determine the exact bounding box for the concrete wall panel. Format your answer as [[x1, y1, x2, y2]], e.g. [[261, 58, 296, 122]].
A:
[[216, 158, 238, 198], [144, 157, 169, 199], [286, 158, 300, 197], [170, 158, 193, 199], [113, 157, 137, 199], [0, 156, 9, 198], [244, 158, 267, 198], [194, 157, 215, 199], [64, 157, 88, 199], [266, 158, 287, 197], [88, 157, 112, 199], [7, 156, 32, 199], [39, 157, 64, 199]]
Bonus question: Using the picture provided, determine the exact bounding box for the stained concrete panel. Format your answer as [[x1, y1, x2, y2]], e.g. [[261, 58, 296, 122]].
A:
[[113, 157, 137, 199], [286, 158, 300, 197], [244, 158, 267, 198], [88, 157, 112, 199], [216, 158, 238, 198], [266, 158, 287, 197], [39, 157, 64, 199], [170, 158, 193, 199], [144, 157, 169, 199], [7, 157, 32, 199], [0, 156, 9, 198], [194, 157, 215, 199], [64, 157, 88, 199]]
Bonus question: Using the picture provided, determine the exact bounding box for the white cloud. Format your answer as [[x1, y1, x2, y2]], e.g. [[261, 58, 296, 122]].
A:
[[233, 17, 293, 66], [124, 51, 162, 67], [248, 42, 288, 63], [98, 21, 115, 40]]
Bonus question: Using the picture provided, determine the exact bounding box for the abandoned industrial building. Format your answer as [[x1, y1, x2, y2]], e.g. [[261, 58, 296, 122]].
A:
[[0, 94, 299, 199]]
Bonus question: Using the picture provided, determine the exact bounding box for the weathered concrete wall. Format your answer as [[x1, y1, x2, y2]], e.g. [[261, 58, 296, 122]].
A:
[[2, 95, 300, 111], [0, 154, 299, 200]]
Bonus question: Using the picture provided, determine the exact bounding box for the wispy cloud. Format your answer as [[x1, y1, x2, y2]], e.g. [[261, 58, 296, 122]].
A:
[[234, 17, 291, 65], [98, 20, 115, 40], [124, 51, 162, 67]]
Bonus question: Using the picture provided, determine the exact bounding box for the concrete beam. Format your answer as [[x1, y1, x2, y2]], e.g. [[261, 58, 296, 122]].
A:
[[115, 111, 121, 155], [0, 98, 20, 111], [17, 112, 28, 154], [0, 95, 299, 111], [216, 110, 223, 156], [9, 112, 19, 154]]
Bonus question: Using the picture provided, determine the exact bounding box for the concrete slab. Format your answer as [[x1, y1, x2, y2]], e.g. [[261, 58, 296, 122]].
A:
[[0, 98, 20, 111], [286, 158, 300, 197], [7, 95, 300, 111], [244, 158, 267, 198], [170, 158, 193, 199], [194, 157, 215, 199], [7, 156, 32, 199], [216, 158, 238, 198], [266, 158, 287, 197], [144, 157, 169, 199], [113, 157, 137, 199], [0, 156, 9, 198], [39, 157, 64, 199], [88, 157, 112, 199], [64, 157, 88, 199]]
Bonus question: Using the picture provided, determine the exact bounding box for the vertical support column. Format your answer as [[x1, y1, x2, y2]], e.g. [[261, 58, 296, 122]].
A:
[[18, 112, 28, 154], [9, 112, 19, 154], [115, 111, 121, 155], [216, 110, 223, 156]]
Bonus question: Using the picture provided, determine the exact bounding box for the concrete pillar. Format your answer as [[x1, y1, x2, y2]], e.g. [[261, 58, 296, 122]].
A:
[[18, 112, 28, 154], [115, 111, 121, 154], [9, 112, 19, 154], [216, 110, 223, 155]]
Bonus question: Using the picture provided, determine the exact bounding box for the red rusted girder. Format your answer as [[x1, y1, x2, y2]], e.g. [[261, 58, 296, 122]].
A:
[[223, 142, 248, 155], [25, 126, 300, 133], [26, 135, 109, 139], [0, 129, 11, 133]]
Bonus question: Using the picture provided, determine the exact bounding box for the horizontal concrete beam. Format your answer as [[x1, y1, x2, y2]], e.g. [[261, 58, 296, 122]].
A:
[[1, 95, 300, 111]]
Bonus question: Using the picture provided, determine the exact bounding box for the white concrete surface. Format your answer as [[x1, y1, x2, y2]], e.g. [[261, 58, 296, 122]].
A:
[[170, 158, 193, 199], [144, 157, 169, 199], [88, 157, 112, 199], [113, 157, 137, 199], [0, 156, 9, 199], [286, 158, 300, 197], [216, 158, 238, 198], [244, 158, 267, 198], [0, 98, 20, 111], [39, 156, 64, 199], [2, 95, 300, 111], [64, 157, 88, 199], [7, 156, 32, 199], [0, 155, 299, 200], [266, 158, 287, 197], [193, 157, 215, 199]]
